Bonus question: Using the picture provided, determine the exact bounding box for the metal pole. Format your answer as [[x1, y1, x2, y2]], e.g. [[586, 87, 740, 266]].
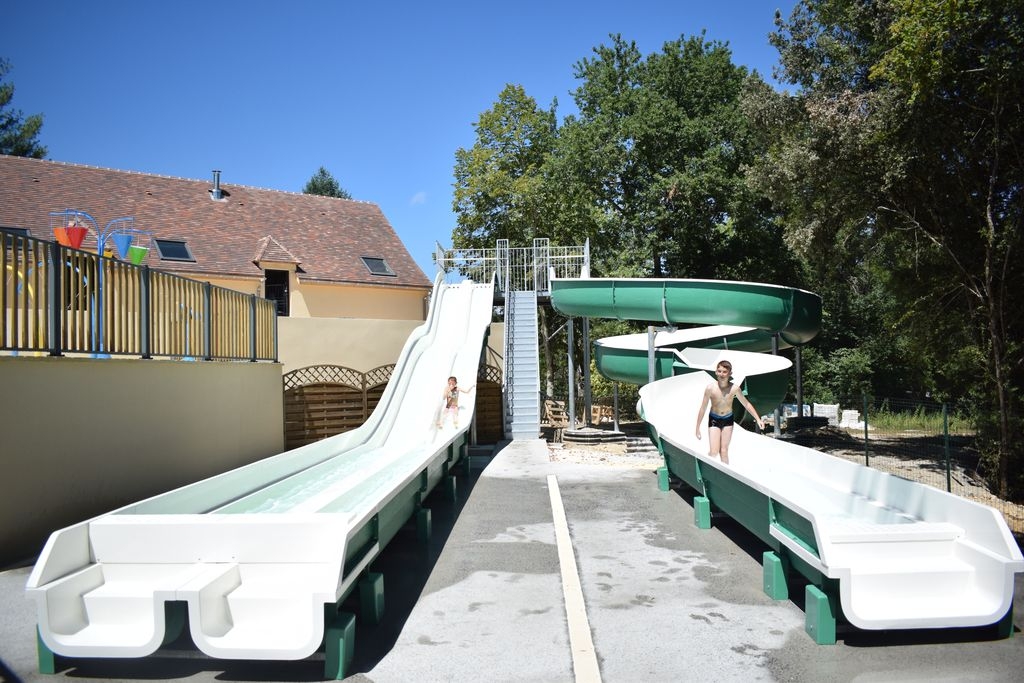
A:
[[863, 393, 870, 466], [47, 241, 63, 357], [249, 294, 257, 362], [140, 266, 151, 359], [944, 403, 951, 492], [795, 346, 803, 417], [613, 382, 620, 432], [582, 317, 592, 426], [272, 308, 279, 362], [203, 282, 213, 361], [772, 333, 781, 435], [567, 317, 576, 431], [647, 326, 656, 384]]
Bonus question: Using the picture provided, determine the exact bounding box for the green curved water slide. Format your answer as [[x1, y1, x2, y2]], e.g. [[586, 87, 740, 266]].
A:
[[550, 277, 822, 417], [551, 277, 1024, 639]]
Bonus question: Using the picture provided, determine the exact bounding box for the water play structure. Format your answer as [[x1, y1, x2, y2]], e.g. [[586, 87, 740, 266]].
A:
[[26, 274, 495, 674], [550, 276, 1024, 643], [23, 256, 1024, 676]]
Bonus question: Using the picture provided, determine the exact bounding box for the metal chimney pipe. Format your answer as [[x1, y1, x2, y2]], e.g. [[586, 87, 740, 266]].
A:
[[212, 170, 222, 200]]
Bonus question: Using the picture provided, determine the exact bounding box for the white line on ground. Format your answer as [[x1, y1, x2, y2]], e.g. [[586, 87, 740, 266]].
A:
[[547, 474, 602, 683]]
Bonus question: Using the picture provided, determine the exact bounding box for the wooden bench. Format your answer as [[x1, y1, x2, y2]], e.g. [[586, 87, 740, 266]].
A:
[[544, 400, 569, 441], [591, 404, 614, 424]]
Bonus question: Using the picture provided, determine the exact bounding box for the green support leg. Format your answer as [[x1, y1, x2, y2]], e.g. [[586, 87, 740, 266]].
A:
[[359, 572, 385, 626], [443, 475, 457, 502], [37, 627, 56, 675], [324, 611, 356, 680], [805, 585, 837, 645], [762, 551, 789, 601], [693, 495, 711, 529], [657, 466, 670, 492], [417, 507, 432, 544]]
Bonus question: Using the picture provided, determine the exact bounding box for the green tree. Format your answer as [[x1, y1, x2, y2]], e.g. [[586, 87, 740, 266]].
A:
[[749, 0, 1024, 497], [0, 59, 46, 158], [452, 84, 565, 394], [562, 34, 800, 283], [452, 84, 559, 249], [451, 36, 809, 402], [302, 166, 351, 199]]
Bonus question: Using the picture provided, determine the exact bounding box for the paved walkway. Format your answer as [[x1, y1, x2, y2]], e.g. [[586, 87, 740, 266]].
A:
[[2, 440, 1023, 682]]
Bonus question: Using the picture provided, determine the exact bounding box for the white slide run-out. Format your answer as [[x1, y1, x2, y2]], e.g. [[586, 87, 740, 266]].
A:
[[639, 346, 1024, 631], [27, 274, 495, 660]]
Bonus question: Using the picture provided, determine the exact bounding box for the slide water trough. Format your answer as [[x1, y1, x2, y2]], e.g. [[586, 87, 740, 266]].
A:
[[551, 276, 1023, 643], [26, 274, 495, 675]]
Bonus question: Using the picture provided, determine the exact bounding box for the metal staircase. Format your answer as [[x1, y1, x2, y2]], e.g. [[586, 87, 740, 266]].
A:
[[434, 237, 589, 441], [505, 291, 540, 439]]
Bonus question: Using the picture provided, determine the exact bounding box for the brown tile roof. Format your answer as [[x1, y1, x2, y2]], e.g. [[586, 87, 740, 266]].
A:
[[0, 155, 431, 289]]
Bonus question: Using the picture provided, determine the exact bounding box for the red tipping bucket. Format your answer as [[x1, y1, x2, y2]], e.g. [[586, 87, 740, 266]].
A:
[[66, 226, 88, 249]]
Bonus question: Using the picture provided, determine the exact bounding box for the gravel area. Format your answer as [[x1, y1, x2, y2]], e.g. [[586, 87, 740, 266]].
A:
[[547, 441, 663, 469]]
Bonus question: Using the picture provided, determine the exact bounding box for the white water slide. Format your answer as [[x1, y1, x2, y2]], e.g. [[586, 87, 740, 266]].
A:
[[27, 274, 495, 660], [551, 276, 1023, 635], [640, 360, 1024, 631]]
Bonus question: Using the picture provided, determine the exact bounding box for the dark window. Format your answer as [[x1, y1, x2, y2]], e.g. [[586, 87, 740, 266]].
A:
[[264, 269, 289, 316], [153, 239, 195, 261], [361, 256, 395, 276]]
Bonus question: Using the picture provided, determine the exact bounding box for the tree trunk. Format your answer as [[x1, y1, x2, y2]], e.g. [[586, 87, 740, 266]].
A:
[[989, 310, 1010, 498]]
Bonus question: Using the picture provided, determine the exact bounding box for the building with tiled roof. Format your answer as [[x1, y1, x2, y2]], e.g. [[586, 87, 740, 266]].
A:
[[0, 155, 432, 320]]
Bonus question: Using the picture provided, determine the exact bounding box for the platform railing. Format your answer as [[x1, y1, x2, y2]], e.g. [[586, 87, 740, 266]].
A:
[[434, 238, 589, 295], [1, 231, 277, 361]]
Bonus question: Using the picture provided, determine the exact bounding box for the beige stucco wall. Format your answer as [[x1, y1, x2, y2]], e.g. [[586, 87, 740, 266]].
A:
[[292, 281, 429, 319], [484, 322, 504, 371], [277, 319, 505, 376], [199, 274, 262, 296], [179, 271, 430, 322], [277, 317, 425, 373], [0, 356, 283, 566]]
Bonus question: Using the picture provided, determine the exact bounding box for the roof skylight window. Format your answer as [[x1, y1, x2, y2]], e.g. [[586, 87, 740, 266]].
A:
[[361, 256, 395, 276], [153, 239, 195, 262]]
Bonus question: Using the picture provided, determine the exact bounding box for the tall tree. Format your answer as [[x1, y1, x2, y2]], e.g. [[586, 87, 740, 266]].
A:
[[452, 84, 568, 395], [748, 0, 1024, 497], [562, 34, 798, 283], [452, 84, 559, 249], [303, 166, 352, 199], [0, 59, 46, 158]]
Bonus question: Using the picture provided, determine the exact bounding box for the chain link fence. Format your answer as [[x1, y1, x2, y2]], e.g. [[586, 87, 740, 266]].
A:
[[784, 396, 1023, 538]]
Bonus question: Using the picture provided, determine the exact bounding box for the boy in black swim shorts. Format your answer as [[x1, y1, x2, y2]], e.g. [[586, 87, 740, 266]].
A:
[[695, 360, 765, 465]]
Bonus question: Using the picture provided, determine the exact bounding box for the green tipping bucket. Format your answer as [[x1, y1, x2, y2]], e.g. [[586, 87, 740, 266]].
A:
[[127, 244, 149, 265]]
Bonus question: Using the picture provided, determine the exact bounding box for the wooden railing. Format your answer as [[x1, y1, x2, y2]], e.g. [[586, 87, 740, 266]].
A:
[[2, 231, 277, 361]]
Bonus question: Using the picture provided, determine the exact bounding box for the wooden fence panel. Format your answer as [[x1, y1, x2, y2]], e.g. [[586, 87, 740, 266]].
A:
[[283, 364, 394, 450], [475, 365, 504, 443], [284, 383, 366, 448], [282, 363, 505, 449]]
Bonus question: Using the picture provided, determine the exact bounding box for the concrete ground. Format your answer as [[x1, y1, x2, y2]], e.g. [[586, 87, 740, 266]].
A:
[[2, 439, 1023, 682]]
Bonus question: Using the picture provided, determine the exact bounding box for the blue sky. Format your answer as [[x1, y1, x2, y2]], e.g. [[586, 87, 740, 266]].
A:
[[5, 1, 795, 276]]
